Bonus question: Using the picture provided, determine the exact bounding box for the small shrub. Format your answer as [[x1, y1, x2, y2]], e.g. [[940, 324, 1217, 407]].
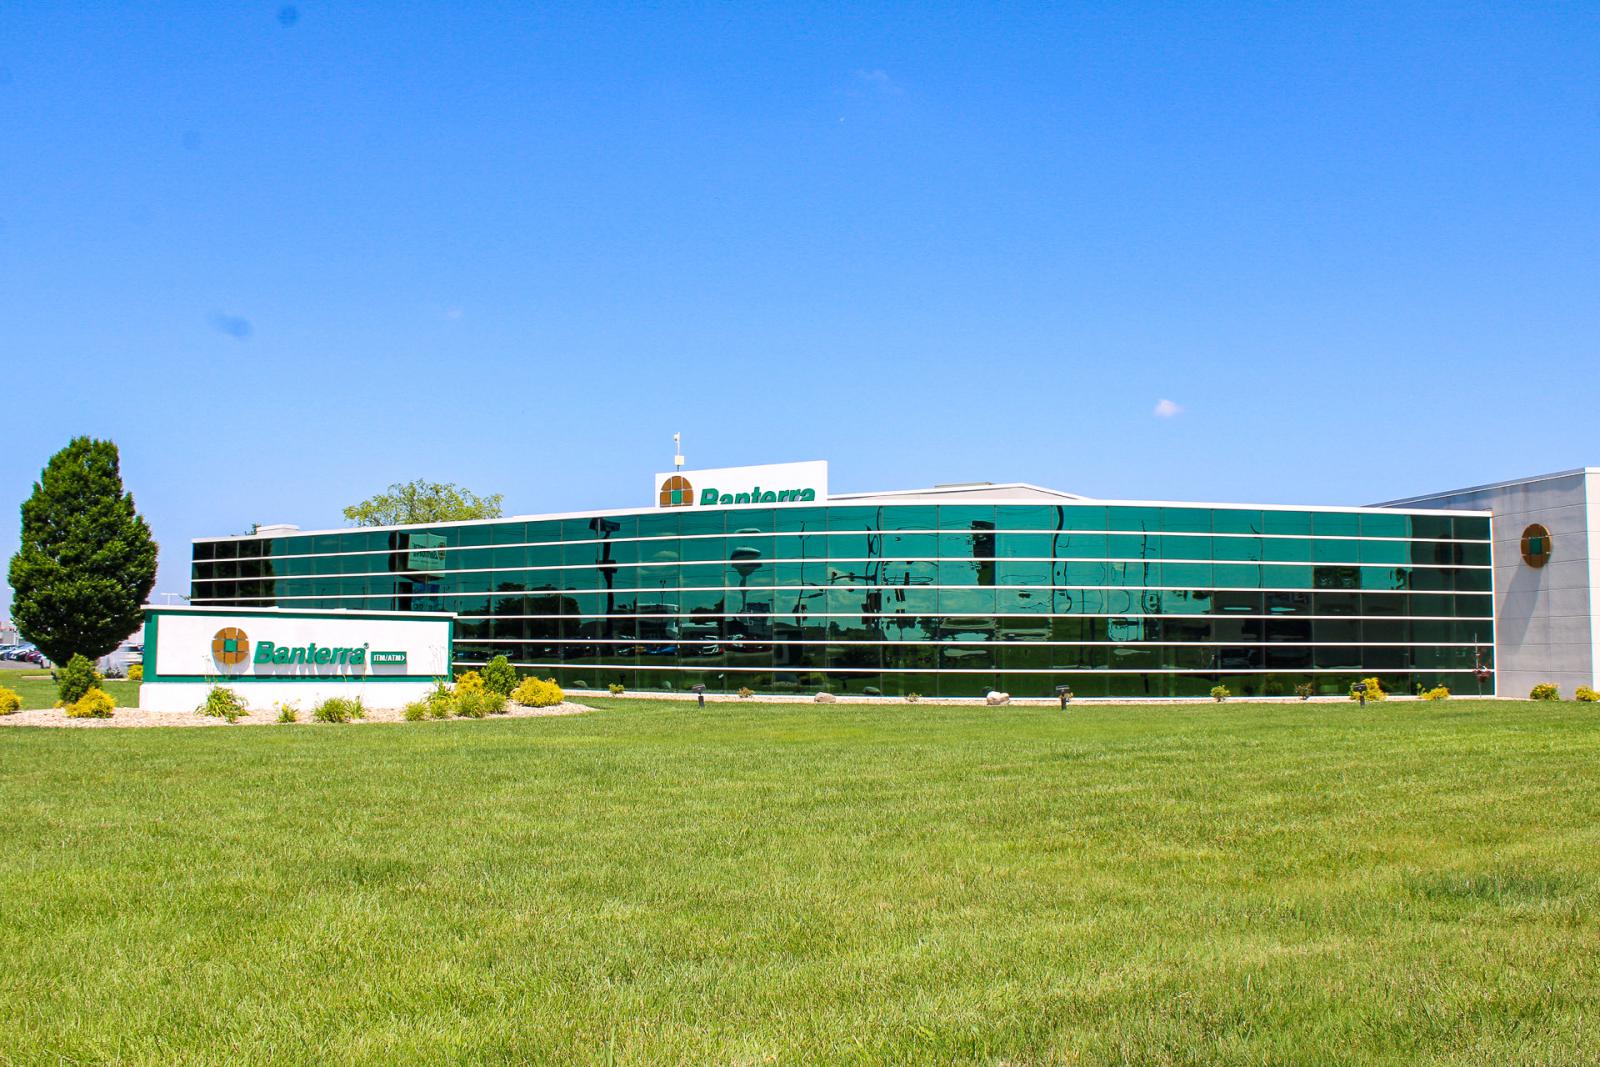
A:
[[56, 654, 103, 706], [403, 700, 428, 721], [1576, 686, 1598, 703], [127, 664, 143, 682], [1210, 685, 1231, 702], [608, 682, 625, 696], [454, 688, 506, 718], [511, 676, 565, 708], [66, 687, 115, 719], [482, 655, 518, 696], [0, 686, 21, 715], [198, 686, 247, 722], [312, 696, 365, 723], [455, 670, 485, 694], [905, 692, 921, 704], [1530, 682, 1560, 701], [1349, 677, 1387, 702], [737, 686, 754, 700], [426, 680, 455, 719], [1420, 686, 1451, 701], [1294, 682, 1315, 700], [276, 702, 299, 723]]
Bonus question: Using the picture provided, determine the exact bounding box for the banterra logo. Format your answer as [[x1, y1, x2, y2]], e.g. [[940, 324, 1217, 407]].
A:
[[211, 627, 250, 668], [660, 475, 694, 507], [661, 477, 818, 508]]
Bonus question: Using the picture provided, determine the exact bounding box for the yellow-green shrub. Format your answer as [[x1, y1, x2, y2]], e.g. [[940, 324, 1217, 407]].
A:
[[1210, 685, 1230, 702], [455, 670, 485, 695], [511, 677, 564, 708], [454, 688, 506, 718], [1420, 686, 1450, 701], [1576, 686, 1598, 703], [0, 686, 21, 714], [1349, 677, 1387, 702], [425, 681, 454, 719], [127, 664, 143, 682], [66, 687, 115, 719], [198, 686, 247, 722], [1530, 682, 1560, 701]]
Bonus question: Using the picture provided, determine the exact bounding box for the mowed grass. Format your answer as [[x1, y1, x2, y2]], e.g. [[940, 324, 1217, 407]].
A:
[[0, 670, 141, 709], [3, 699, 1599, 1065]]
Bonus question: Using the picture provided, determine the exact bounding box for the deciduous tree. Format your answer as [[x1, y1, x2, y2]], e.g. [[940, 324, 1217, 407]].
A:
[[342, 481, 504, 527]]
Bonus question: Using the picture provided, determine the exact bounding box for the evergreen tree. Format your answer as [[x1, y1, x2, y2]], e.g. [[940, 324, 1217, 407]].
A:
[[8, 437, 159, 666]]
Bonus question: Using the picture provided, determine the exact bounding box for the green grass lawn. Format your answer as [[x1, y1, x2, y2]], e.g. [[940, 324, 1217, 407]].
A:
[[3, 698, 1598, 1065], [0, 670, 140, 709]]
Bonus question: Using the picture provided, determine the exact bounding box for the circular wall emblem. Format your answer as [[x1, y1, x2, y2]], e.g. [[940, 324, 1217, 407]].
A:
[[659, 475, 695, 508], [211, 627, 251, 667], [1520, 523, 1552, 568]]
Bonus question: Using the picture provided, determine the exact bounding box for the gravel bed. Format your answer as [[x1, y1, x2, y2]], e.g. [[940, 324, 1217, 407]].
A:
[[0, 702, 592, 729]]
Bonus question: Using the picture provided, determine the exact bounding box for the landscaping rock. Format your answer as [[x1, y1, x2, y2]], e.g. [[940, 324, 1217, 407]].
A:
[[814, 692, 837, 703]]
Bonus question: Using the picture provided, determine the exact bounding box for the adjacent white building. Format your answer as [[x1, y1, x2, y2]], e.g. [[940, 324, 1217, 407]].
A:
[[1381, 469, 1599, 698]]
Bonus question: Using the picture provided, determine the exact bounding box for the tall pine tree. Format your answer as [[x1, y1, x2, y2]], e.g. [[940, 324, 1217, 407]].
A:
[[8, 437, 159, 666]]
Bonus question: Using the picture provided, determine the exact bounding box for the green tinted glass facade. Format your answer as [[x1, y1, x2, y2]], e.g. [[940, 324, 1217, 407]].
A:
[[190, 503, 1494, 698]]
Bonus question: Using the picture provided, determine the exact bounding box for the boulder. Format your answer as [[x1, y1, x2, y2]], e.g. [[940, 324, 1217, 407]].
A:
[[814, 692, 837, 703], [985, 691, 1011, 706]]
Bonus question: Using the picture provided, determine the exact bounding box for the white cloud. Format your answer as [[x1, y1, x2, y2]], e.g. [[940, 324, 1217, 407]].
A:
[[854, 69, 902, 96], [1153, 398, 1182, 418]]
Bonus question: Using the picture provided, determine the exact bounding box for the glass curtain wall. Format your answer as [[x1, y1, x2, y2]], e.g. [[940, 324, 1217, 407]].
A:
[[190, 503, 1495, 698]]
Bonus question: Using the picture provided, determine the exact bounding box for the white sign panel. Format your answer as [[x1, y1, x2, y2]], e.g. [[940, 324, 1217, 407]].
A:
[[139, 607, 455, 712], [149, 610, 452, 682], [653, 460, 828, 509]]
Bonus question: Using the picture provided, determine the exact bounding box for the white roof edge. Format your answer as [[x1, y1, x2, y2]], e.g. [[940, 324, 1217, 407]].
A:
[[832, 482, 1089, 501], [1374, 467, 1600, 507]]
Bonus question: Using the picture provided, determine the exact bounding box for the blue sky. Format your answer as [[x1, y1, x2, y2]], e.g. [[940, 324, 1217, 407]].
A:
[[2, 2, 1597, 611]]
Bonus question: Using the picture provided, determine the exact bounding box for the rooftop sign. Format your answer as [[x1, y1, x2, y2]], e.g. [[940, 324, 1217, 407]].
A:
[[653, 461, 828, 509]]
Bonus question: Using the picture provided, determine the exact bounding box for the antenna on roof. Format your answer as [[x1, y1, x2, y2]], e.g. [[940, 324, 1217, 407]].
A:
[[673, 432, 685, 472]]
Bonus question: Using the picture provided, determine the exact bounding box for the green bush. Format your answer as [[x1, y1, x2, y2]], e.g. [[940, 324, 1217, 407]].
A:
[[1294, 682, 1315, 700], [482, 655, 518, 696], [56, 654, 102, 706], [127, 664, 143, 682], [198, 687, 247, 722], [66, 687, 115, 719], [0, 686, 20, 715], [276, 702, 299, 723], [1530, 682, 1560, 701], [403, 701, 428, 721], [608, 682, 625, 696], [1210, 685, 1230, 702], [1576, 686, 1598, 703], [312, 696, 365, 723], [511, 677, 564, 708]]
